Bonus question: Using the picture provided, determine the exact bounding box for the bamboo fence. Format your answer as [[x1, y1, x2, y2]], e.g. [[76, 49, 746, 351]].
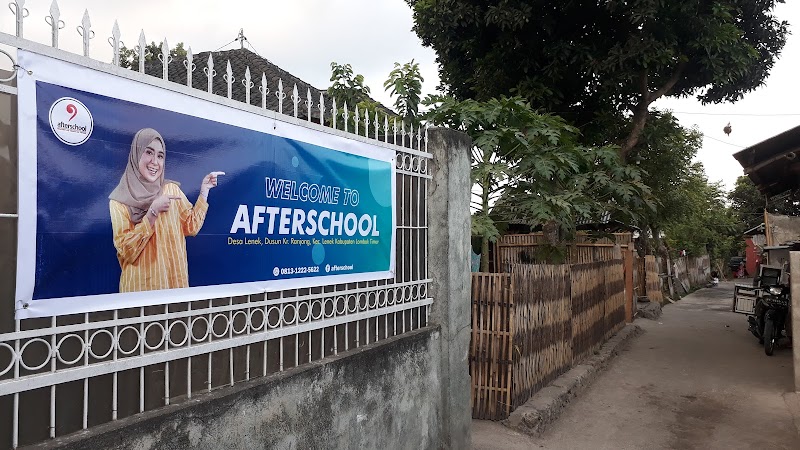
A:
[[470, 259, 627, 420], [495, 233, 632, 270], [645, 255, 663, 303], [470, 273, 514, 420]]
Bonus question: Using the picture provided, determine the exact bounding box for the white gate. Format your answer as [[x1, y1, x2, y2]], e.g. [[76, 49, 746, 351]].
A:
[[0, 2, 431, 447]]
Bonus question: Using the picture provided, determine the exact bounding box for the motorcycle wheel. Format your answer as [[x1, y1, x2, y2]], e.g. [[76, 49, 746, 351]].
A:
[[764, 319, 775, 356]]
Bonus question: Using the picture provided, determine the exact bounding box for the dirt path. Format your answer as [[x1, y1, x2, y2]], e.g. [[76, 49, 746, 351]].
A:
[[472, 281, 799, 449]]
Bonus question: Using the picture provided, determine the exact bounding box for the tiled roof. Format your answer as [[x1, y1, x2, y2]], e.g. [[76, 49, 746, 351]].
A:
[[143, 48, 394, 122]]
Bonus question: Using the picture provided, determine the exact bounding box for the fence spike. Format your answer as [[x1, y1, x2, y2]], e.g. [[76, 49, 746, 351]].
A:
[[331, 98, 337, 129], [409, 123, 414, 150], [318, 92, 325, 126], [77, 9, 94, 57], [393, 119, 398, 145], [183, 46, 195, 88], [364, 110, 370, 138], [137, 30, 146, 74], [224, 60, 234, 99], [306, 89, 313, 122], [417, 123, 423, 151], [343, 102, 349, 133], [108, 21, 121, 66], [374, 111, 379, 141], [203, 53, 215, 94], [291, 84, 299, 118], [159, 38, 170, 80], [243, 66, 253, 105], [9, 0, 28, 38], [384, 115, 389, 143], [425, 125, 429, 153], [276, 79, 285, 114], [259, 73, 268, 109], [401, 121, 407, 148], [354, 105, 359, 135], [45, 1, 64, 49]]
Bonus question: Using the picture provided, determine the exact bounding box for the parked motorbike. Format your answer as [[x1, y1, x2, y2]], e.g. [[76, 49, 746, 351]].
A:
[[747, 284, 790, 356]]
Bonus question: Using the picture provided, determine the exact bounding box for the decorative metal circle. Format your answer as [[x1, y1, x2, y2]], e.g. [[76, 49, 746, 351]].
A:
[[190, 317, 210, 343], [310, 299, 324, 321], [282, 304, 297, 325], [167, 321, 190, 347], [117, 326, 141, 355], [403, 285, 413, 302], [377, 289, 388, 308], [297, 301, 311, 323], [0, 342, 16, 377], [419, 283, 428, 299], [410, 284, 419, 300], [0, 49, 17, 82], [389, 287, 399, 305], [54, 334, 85, 365], [266, 306, 282, 329], [395, 154, 403, 169], [335, 296, 346, 315], [19, 338, 52, 371], [403, 154, 413, 171], [211, 313, 229, 338], [323, 298, 335, 318], [249, 307, 266, 331], [420, 158, 429, 174], [143, 322, 166, 350], [231, 311, 249, 335], [411, 156, 420, 172], [367, 291, 377, 309], [347, 294, 358, 313], [87, 329, 115, 360]]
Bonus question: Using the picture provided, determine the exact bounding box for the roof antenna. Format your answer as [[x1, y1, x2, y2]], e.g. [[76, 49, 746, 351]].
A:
[[236, 28, 247, 50]]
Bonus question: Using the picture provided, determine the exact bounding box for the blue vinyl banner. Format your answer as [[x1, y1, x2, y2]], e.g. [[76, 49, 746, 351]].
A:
[[15, 50, 396, 318]]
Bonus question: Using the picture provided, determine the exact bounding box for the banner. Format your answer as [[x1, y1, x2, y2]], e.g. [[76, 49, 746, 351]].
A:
[[15, 50, 396, 319]]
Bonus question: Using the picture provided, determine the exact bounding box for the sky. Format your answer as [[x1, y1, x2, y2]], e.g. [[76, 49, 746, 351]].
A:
[[1, 0, 799, 192]]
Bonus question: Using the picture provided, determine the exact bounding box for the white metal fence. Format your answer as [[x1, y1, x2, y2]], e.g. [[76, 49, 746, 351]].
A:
[[0, 2, 432, 448]]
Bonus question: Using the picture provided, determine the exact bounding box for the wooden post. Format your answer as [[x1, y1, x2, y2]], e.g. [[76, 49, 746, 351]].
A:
[[624, 248, 634, 323]]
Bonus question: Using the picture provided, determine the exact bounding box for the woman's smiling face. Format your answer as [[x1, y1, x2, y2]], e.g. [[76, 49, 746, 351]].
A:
[[138, 138, 164, 183]]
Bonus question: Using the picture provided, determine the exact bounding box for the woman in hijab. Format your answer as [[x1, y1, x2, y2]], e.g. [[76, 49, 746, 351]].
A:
[[109, 128, 223, 293]]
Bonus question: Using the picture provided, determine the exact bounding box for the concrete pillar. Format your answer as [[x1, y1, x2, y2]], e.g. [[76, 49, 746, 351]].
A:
[[426, 127, 472, 449], [791, 252, 800, 392]]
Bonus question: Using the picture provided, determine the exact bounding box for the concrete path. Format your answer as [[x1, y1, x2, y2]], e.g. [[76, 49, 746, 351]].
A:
[[472, 280, 799, 449]]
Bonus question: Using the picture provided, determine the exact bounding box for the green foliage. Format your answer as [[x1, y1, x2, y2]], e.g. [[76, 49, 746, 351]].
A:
[[423, 95, 653, 266], [407, 0, 788, 156], [119, 42, 187, 70], [327, 62, 371, 110], [384, 60, 424, 124], [729, 176, 800, 230], [662, 164, 741, 259]]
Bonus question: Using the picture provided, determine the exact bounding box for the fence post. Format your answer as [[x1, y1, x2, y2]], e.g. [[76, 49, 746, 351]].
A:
[[791, 252, 800, 392], [625, 247, 634, 323], [427, 127, 472, 449]]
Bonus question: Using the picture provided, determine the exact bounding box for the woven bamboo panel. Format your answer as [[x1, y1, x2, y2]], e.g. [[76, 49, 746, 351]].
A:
[[469, 260, 628, 420], [645, 255, 663, 303], [470, 273, 513, 420], [510, 264, 572, 410], [496, 233, 632, 269]]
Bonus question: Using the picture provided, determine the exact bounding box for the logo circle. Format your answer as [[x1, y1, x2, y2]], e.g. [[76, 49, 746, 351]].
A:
[[49, 97, 93, 146], [273, 267, 280, 277]]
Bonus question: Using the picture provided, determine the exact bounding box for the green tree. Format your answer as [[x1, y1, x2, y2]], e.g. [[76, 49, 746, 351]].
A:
[[119, 42, 187, 70], [406, 0, 788, 160], [728, 176, 800, 230], [424, 95, 652, 269], [327, 62, 371, 110], [662, 164, 741, 259], [384, 60, 424, 124]]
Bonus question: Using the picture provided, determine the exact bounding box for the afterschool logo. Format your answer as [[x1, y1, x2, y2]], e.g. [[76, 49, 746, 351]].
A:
[[49, 97, 93, 146]]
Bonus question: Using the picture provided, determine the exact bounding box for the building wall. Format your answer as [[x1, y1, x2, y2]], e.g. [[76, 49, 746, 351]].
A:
[[746, 237, 761, 276], [38, 329, 442, 450]]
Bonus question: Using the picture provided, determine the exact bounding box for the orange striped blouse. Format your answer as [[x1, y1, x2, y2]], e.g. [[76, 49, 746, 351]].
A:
[[109, 183, 208, 293]]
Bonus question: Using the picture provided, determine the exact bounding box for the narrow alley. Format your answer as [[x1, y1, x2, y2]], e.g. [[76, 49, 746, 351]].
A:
[[473, 281, 799, 449]]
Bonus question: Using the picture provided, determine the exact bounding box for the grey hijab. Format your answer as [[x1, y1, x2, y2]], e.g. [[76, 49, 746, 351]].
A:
[[109, 128, 177, 223]]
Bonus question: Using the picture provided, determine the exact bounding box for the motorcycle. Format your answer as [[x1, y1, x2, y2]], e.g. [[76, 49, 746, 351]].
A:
[[747, 283, 791, 356]]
